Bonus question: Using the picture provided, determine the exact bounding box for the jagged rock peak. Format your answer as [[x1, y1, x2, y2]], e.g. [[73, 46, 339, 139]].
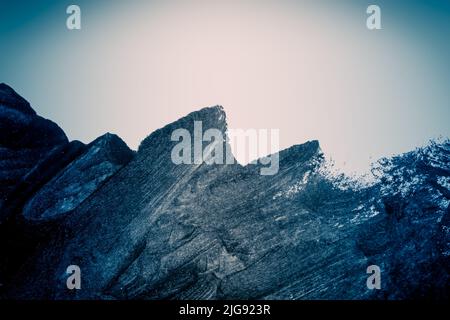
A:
[[88, 132, 135, 164], [0, 83, 36, 116], [279, 140, 321, 160], [138, 105, 227, 153]]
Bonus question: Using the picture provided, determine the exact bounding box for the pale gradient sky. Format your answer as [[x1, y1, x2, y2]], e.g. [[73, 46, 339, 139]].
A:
[[0, 0, 449, 173]]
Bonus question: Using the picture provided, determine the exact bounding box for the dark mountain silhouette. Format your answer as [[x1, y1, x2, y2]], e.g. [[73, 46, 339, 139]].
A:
[[0, 83, 448, 300]]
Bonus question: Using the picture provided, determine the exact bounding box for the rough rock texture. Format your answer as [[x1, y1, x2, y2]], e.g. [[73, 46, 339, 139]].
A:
[[1, 141, 87, 222], [23, 133, 135, 222], [0, 85, 448, 300], [358, 141, 450, 299], [0, 83, 69, 221], [0, 85, 135, 294]]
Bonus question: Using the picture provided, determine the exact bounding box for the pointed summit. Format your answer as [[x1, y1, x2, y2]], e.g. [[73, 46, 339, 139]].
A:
[[138, 105, 227, 154]]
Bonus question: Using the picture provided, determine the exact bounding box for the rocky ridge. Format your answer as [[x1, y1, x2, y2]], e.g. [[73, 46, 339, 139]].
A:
[[0, 83, 448, 300]]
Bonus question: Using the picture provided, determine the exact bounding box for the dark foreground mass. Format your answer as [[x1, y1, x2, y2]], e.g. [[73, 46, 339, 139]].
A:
[[0, 83, 448, 300]]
